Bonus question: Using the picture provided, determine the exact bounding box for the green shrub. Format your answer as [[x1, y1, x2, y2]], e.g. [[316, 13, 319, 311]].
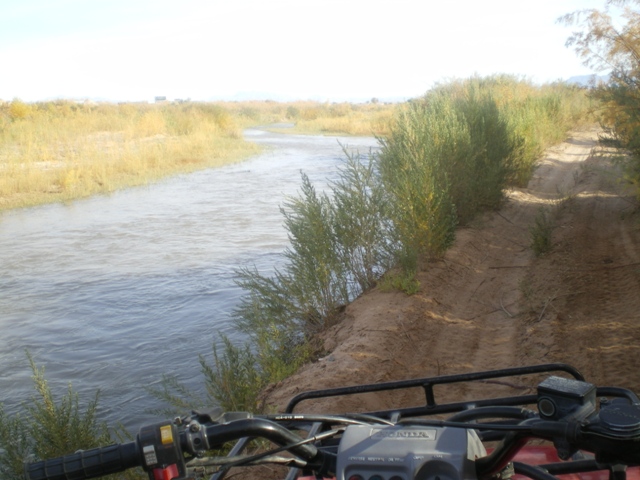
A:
[[0, 407, 30, 480], [281, 174, 351, 327], [235, 151, 394, 337], [328, 148, 396, 292], [530, 207, 554, 256], [201, 337, 264, 412], [376, 76, 589, 271], [146, 337, 265, 416], [27, 363, 109, 461], [0, 353, 142, 480], [378, 269, 421, 296]]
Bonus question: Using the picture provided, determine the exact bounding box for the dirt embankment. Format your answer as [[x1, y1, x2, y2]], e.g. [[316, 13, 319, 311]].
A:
[[261, 127, 640, 414]]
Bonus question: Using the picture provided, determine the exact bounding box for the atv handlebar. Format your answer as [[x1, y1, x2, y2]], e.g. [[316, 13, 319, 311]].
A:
[[26, 416, 336, 480], [23, 364, 640, 480], [25, 442, 140, 480]]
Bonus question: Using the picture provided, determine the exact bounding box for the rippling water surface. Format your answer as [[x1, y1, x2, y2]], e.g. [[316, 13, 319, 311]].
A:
[[0, 129, 378, 429]]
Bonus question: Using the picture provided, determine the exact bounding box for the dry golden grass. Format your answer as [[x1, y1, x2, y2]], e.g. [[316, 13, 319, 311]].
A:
[[0, 101, 258, 211], [0, 100, 396, 212], [219, 100, 397, 136]]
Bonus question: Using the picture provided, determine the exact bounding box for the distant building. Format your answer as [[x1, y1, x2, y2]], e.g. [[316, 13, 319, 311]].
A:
[[154, 96, 167, 103]]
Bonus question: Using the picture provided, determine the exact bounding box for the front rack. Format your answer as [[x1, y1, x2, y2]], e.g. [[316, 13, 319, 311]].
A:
[[285, 363, 584, 418], [211, 364, 585, 480]]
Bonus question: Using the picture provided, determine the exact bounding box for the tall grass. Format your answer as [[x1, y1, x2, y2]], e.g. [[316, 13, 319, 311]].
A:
[[0, 100, 394, 212], [217, 100, 396, 136], [0, 101, 259, 211]]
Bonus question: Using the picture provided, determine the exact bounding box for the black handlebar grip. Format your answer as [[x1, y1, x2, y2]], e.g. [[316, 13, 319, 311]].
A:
[[25, 441, 140, 480]]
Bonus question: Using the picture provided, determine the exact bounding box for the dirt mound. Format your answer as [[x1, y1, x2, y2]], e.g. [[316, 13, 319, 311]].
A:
[[261, 128, 640, 414]]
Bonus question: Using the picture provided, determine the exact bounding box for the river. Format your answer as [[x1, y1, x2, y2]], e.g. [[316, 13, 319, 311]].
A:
[[0, 128, 378, 430]]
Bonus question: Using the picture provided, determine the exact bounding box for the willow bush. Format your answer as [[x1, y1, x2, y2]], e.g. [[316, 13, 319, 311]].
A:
[[197, 151, 396, 411], [377, 76, 590, 266], [375, 102, 458, 267], [235, 175, 349, 339], [376, 78, 515, 265], [330, 149, 396, 292]]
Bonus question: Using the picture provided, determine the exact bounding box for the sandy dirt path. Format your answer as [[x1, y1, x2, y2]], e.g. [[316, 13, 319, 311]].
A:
[[261, 127, 640, 414]]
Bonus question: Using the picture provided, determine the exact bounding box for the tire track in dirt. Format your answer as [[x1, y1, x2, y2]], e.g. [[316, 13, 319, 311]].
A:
[[516, 137, 640, 390], [262, 128, 640, 414], [409, 131, 599, 400], [522, 148, 640, 392]]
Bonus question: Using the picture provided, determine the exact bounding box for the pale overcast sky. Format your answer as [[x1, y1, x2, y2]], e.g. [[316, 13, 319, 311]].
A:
[[0, 0, 609, 103]]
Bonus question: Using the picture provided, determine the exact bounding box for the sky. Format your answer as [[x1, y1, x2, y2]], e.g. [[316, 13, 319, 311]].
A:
[[0, 0, 611, 103]]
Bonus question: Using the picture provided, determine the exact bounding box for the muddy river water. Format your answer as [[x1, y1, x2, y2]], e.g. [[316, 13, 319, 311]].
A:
[[0, 128, 378, 429]]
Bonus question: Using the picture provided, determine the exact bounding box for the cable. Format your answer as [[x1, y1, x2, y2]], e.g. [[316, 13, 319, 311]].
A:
[[213, 427, 344, 471], [265, 413, 392, 426], [398, 418, 535, 432]]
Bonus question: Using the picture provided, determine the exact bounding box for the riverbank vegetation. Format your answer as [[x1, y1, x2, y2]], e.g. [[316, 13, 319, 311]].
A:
[[0, 100, 393, 212], [264, 101, 395, 136], [0, 353, 144, 480], [190, 75, 594, 413]]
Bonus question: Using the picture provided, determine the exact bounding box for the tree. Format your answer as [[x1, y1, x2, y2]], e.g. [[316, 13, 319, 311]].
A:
[[561, 0, 640, 196]]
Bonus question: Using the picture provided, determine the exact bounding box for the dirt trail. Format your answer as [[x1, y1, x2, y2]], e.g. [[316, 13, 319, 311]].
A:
[[261, 127, 640, 414]]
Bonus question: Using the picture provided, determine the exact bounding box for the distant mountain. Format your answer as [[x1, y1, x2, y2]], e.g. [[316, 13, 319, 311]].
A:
[[566, 74, 610, 86]]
